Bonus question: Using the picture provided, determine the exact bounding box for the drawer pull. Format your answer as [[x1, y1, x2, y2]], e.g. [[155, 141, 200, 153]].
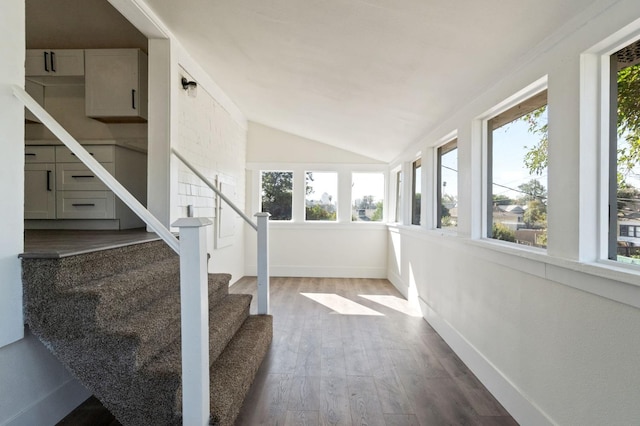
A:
[[47, 170, 51, 191], [71, 203, 96, 207], [70, 152, 95, 156], [71, 175, 95, 178], [25, 153, 36, 156]]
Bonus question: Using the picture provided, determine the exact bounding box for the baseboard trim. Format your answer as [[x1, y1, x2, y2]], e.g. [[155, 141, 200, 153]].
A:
[[249, 265, 387, 278], [417, 297, 554, 426], [3, 379, 90, 426]]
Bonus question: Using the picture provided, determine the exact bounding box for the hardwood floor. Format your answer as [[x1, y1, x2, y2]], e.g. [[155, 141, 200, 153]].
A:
[[57, 276, 517, 425], [231, 277, 517, 426]]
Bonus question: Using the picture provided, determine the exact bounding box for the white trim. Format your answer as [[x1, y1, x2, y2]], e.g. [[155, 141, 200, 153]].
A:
[[268, 265, 387, 279], [418, 298, 555, 426], [2, 379, 90, 426], [107, 0, 171, 39]]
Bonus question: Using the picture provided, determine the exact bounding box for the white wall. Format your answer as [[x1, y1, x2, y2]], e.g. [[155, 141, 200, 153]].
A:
[[246, 123, 388, 278], [173, 66, 248, 282], [388, 1, 640, 424], [0, 1, 91, 425]]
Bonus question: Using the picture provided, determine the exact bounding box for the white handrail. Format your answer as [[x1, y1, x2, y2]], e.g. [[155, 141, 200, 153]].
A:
[[171, 148, 258, 231], [13, 85, 180, 254]]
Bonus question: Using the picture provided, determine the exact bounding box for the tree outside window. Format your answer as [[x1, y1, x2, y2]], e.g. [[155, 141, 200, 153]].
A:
[[261, 171, 293, 220]]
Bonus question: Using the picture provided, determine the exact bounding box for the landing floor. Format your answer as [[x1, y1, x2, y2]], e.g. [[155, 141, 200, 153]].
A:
[[22, 229, 159, 258]]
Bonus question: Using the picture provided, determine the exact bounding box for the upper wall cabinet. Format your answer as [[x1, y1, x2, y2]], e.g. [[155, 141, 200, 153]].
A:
[[25, 49, 84, 85], [84, 49, 148, 123]]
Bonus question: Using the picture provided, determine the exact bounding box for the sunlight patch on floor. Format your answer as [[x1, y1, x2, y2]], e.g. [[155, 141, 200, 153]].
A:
[[358, 294, 423, 317], [300, 293, 384, 316]]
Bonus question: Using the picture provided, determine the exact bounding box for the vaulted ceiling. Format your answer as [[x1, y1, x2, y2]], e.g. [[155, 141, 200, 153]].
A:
[[28, 0, 599, 162]]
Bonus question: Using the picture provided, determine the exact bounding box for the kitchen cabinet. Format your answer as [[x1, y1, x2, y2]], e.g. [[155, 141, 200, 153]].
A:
[[85, 49, 148, 122], [25, 49, 84, 85], [24, 146, 56, 219], [24, 144, 147, 229]]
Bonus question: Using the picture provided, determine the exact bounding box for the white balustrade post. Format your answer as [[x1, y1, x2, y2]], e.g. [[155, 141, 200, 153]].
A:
[[172, 217, 212, 426], [255, 212, 270, 314]]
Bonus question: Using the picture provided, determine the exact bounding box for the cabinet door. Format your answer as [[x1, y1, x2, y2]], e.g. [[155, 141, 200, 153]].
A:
[[25, 50, 84, 77], [25, 164, 56, 219], [85, 49, 147, 121]]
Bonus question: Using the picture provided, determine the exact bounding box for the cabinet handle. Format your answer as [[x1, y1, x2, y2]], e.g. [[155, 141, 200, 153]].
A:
[[70, 152, 95, 156], [44, 52, 49, 72], [46, 170, 51, 191], [132, 89, 136, 110], [71, 175, 95, 178], [50, 51, 56, 72], [25, 153, 36, 156], [72, 203, 95, 207]]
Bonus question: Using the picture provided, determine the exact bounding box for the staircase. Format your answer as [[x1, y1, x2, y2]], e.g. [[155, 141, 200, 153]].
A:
[[21, 239, 272, 426]]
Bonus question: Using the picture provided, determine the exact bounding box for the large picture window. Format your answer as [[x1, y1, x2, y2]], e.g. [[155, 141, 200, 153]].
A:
[[260, 171, 293, 220], [487, 90, 548, 248], [351, 172, 384, 222], [305, 171, 337, 221], [610, 40, 640, 264], [437, 140, 458, 229]]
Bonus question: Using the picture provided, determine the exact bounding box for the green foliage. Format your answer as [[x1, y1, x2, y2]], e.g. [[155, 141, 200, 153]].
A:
[[371, 201, 383, 221], [523, 199, 547, 228], [305, 204, 336, 221], [617, 64, 640, 182], [493, 194, 515, 205], [261, 171, 292, 220], [522, 105, 548, 176], [492, 222, 515, 242], [517, 179, 547, 203]]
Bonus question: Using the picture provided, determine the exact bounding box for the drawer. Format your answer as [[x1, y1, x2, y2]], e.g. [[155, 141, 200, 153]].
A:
[[56, 191, 115, 219], [56, 162, 115, 191], [24, 146, 55, 163], [55, 145, 114, 163]]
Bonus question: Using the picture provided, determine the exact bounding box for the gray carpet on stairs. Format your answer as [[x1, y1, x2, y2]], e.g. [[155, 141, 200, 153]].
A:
[[22, 239, 272, 426]]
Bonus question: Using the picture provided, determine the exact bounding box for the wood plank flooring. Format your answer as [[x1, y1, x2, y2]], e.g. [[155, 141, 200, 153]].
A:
[[57, 276, 517, 425], [231, 277, 517, 426]]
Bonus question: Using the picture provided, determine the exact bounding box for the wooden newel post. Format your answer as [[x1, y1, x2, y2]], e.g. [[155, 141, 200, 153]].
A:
[[255, 212, 270, 315], [172, 217, 212, 426]]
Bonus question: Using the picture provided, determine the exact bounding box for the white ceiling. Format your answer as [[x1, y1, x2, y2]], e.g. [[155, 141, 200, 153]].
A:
[[29, 0, 598, 162]]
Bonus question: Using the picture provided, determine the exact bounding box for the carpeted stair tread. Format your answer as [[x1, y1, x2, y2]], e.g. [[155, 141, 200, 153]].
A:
[[21, 240, 176, 291], [144, 293, 253, 373], [208, 315, 273, 426]]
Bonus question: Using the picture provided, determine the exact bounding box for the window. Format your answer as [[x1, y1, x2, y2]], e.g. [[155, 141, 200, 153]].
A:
[[305, 171, 337, 221], [261, 171, 293, 220], [611, 40, 640, 264], [487, 90, 548, 248], [437, 140, 458, 229], [351, 172, 384, 222], [395, 170, 402, 222], [412, 159, 422, 225]]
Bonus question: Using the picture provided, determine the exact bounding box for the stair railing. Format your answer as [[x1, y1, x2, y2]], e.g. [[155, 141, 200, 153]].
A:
[[171, 148, 271, 315], [12, 85, 269, 426]]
